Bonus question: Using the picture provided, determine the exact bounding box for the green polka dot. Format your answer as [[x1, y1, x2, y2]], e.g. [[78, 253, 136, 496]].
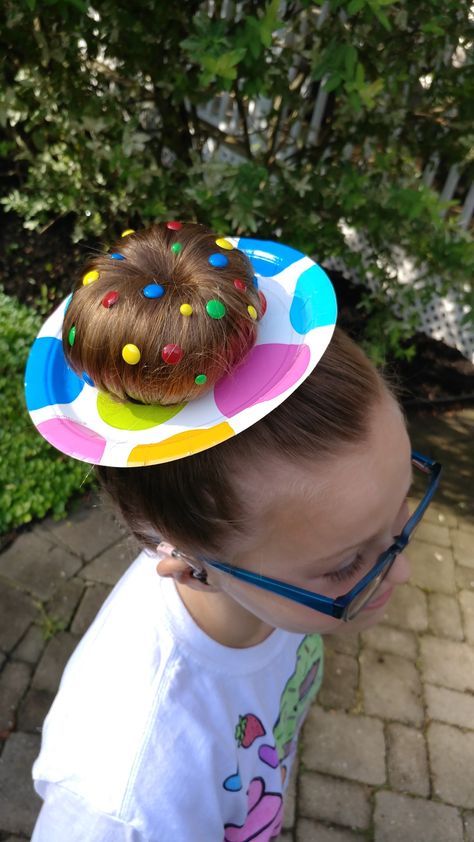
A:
[[171, 242, 182, 254], [68, 325, 76, 346], [206, 300, 226, 319], [195, 374, 207, 385]]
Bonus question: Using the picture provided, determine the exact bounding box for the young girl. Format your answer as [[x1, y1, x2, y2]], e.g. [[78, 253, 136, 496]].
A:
[[26, 221, 441, 841]]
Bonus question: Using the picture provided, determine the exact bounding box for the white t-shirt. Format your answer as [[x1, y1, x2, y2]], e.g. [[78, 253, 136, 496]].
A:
[[32, 550, 324, 842]]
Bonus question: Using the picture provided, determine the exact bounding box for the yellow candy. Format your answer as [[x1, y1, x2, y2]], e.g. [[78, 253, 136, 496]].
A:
[[248, 305, 257, 320], [121, 229, 135, 237], [180, 303, 193, 316], [215, 238, 234, 250], [83, 270, 100, 285], [122, 344, 141, 365]]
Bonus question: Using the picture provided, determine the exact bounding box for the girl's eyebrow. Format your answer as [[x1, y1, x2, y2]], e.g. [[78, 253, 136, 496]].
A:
[[317, 468, 414, 563]]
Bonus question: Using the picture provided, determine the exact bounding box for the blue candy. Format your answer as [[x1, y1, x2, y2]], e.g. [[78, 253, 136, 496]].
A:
[[143, 284, 165, 299], [208, 253, 229, 268], [110, 252, 126, 260]]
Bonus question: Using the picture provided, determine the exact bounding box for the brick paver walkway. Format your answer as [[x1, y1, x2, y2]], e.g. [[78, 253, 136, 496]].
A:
[[0, 409, 472, 841]]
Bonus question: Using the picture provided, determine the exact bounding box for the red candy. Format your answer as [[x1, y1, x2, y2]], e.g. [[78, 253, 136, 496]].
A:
[[258, 291, 267, 317], [161, 344, 184, 364], [102, 291, 119, 308], [166, 221, 182, 231], [233, 279, 246, 292]]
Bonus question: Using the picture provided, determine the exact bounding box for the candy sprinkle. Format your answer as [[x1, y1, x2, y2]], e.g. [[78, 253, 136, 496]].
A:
[[121, 229, 135, 237], [102, 290, 119, 309], [180, 303, 193, 316], [208, 253, 229, 269], [162, 344, 184, 365], [68, 325, 76, 346], [171, 242, 183, 254], [233, 279, 246, 292], [248, 305, 258, 320], [195, 374, 207, 385], [206, 300, 226, 319], [110, 252, 126, 260], [83, 270, 100, 285], [166, 221, 182, 231], [143, 284, 165, 299], [122, 344, 141, 365], [215, 238, 234, 250]]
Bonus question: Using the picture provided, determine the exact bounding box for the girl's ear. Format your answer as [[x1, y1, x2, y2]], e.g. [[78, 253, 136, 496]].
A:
[[155, 552, 211, 590]]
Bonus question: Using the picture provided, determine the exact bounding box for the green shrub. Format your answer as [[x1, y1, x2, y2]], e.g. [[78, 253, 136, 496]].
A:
[[0, 290, 95, 534], [0, 0, 472, 364]]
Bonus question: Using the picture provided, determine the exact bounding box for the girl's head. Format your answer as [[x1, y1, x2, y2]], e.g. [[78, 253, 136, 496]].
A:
[[63, 221, 412, 639]]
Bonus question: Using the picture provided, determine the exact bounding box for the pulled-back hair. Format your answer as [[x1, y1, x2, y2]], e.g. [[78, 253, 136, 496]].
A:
[[97, 328, 397, 561], [63, 220, 399, 562]]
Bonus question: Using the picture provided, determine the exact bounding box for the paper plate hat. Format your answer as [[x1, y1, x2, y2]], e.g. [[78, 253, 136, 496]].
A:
[[25, 237, 337, 467]]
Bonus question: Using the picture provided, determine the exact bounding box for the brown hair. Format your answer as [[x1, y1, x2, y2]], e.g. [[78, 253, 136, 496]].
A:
[[63, 222, 261, 405], [97, 327, 398, 561]]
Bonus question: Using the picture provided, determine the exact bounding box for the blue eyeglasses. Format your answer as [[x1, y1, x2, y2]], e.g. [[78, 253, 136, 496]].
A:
[[176, 451, 442, 622]]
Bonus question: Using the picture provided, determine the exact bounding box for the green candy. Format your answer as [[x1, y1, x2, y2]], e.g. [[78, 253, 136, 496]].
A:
[[195, 374, 207, 385], [171, 242, 182, 254], [68, 325, 76, 346], [206, 300, 226, 319]]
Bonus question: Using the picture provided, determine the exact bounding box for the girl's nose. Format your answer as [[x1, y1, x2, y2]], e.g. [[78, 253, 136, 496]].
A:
[[386, 550, 411, 586]]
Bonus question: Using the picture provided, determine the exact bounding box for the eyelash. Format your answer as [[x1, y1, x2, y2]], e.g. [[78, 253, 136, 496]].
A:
[[325, 553, 366, 583]]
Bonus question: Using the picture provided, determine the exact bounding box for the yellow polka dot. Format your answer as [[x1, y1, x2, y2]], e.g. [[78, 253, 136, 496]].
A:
[[121, 229, 135, 237], [215, 238, 234, 250], [180, 303, 193, 316], [83, 270, 100, 285], [128, 422, 235, 465], [122, 344, 141, 365], [248, 305, 257, 320]]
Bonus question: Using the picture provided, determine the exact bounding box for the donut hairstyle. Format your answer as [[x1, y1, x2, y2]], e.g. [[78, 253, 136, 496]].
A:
[[62, 222, 262, 405]]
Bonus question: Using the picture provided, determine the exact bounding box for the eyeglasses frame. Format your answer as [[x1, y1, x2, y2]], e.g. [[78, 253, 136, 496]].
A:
[[175, 450, 442, 622]]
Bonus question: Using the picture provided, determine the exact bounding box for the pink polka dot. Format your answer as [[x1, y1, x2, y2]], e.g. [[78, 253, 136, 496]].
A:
[[214, 343, 311, 418], [37, 418, 106, 463]]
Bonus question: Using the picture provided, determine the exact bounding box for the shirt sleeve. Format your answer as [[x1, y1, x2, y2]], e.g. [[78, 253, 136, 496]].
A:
[[31, 783, 148, 842]]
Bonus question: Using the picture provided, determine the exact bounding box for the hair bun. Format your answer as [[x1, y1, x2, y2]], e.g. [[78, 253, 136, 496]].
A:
[[62, 222, 262, 405]]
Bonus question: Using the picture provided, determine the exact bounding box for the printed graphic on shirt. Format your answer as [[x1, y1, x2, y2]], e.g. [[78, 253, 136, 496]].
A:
[[223, 777, 283, 842], [222, 635, 323, 841]]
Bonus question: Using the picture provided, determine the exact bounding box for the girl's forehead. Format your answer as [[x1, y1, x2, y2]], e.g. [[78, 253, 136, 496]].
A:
[[237, 396, 412, 565]]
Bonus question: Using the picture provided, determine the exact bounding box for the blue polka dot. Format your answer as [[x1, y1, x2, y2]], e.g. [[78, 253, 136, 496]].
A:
[[110, 252, 126, 260], [236, 238, 302, 276], [252, 275, 259, 288], [143, 284, 165, 299], [25, 337, 84, 411], [208, 253, 229, 268], [290, 264, 337, 334], [82, 372, 95, 387]]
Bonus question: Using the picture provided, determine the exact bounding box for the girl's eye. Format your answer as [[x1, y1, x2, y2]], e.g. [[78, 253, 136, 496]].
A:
[[325, 552, 366, 584]]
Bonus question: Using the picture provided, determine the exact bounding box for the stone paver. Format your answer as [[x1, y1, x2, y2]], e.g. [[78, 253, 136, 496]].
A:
[[360, 650, 423, 725], [382, 583, 428, 631], [424, 683, 474, 729], [408, 539, 456, 593], [386, 723, 429, 796], [299, 771, 371, 829], [318, 650, 358, 711], [420, 635, 474, 692], [0, 732, 43, 836], [302, 707, 385, 785], [296, 820, 366, 842], [374, 791, 463, 842], [459, 590, 474, 643], [360, 624, 417, 660], [79, 535, 140, 586], [1, 407, 474, 840], [427, 592, 463, 640], [427, 722, 474, 808]]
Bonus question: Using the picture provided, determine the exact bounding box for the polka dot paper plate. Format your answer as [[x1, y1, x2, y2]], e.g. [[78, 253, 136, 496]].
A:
[[24, 239, 337, 467]]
